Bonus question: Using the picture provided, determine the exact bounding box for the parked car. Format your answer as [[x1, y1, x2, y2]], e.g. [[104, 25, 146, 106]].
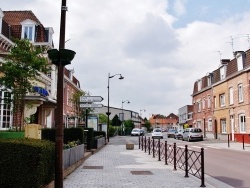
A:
[[174, 129, 184, 140], [182, 128, 203, 142], [152, 128, 163, 139], [167, 129, 177, 138], [139, 129, 144, 136], [131, 128, 144, 136]]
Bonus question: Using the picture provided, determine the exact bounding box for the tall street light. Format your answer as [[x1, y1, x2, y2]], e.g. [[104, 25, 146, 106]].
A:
[[140, 109, 146, 128], [121, 100, 130, 135], [106, 73, 124, 142], [47, 0, 75, 187]]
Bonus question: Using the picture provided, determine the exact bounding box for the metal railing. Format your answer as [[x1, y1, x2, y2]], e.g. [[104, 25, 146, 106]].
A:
[[139, 136, 205, 187]]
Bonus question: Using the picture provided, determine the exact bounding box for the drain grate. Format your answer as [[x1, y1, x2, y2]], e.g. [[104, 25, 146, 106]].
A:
[[131, 171, 153, 175], [82, 166, 103, 169]]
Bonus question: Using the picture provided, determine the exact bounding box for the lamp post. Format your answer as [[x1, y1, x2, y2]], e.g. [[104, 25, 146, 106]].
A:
[[47, 1, 75, 187], [106, 73, 124, 142], [140, 109, 146, 128], [121, 100, 130, 135]]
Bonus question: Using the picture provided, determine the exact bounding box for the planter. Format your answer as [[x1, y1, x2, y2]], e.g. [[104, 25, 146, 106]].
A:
[[63, 144, 85, 169], [93, 137, 106, 149]]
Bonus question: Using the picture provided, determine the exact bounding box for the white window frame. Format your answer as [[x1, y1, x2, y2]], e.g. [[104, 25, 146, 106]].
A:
[[207, 76, 211, 86], [229, 87, 234, 105], [221, 119, 227, 133], [236, 53, 243, 71], [220, 66, 226, 80], [197, 101, 201, 112], [198, 79, 202, 91], [197, 121, 202, 129], [0, 89, 13, 130], [202, 98, 205, 109], [219, 94, 225, 107], [238, 84, 243, 103], [21, 19, 37, 42], [239, 114, 246, 133], [207, 96, 211, 108]]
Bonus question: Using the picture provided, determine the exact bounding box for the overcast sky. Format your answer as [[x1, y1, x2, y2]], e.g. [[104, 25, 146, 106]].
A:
[[2, 0, 250, 118]]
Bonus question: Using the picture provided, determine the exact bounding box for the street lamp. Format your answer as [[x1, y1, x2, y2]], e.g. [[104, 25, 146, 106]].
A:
[[140, 109, 146, 128], [121, 100, 130, 135], [47, 0, 75, 187], [106, 73, 124, 142]]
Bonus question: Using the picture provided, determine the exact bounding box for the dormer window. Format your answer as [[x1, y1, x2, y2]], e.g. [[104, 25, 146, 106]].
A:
[[0, 9, 4, 34], [45, 27, 54, 46], [197, 79, 202, 91], [21, 19, 37, 42], [220, 66, 226, 80], [236, 52, 245, 71]]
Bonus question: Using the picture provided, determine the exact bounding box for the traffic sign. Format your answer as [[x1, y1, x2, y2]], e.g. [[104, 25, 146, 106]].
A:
[[80, 103, 103, 108], [80, 96, 103, 102]]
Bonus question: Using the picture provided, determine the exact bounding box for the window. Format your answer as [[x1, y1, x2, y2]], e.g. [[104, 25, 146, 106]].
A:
[[229, 87, 234, 105], [202, 98, 205, 109], [207, 96, 211, 108], [197, 101, 201, 112], [207, 75, 212, 86], [220, 66, 226, 80], [219, 94, 225, 107], [21, 19, 37, 42], [187, 113, 192, 120], [208, 119, 212, 131], [236, 53, 244, 71], [198, 79, 202, 91], [238, 84, 243, 103], [214, 96, 217, 108], [221, 119, 227, 133], [197, 121, 202, 129], [239, 114, 246, 133], [0, 90, 12, 130]]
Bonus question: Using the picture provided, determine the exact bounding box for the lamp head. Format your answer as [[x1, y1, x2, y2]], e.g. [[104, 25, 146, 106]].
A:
[[119, 75, 124, 79]]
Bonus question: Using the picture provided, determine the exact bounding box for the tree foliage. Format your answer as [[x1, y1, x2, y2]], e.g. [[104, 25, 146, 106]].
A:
[[99, 113, 108, 124], [111, 114, 122, 126], [0, 38, 49, 128]]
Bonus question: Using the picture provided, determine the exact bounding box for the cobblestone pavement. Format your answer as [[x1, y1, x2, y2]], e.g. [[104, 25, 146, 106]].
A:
[[63, 136, 236, 188]]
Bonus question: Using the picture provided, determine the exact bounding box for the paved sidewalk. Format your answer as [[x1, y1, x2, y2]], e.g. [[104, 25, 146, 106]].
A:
[[63, 136, 235, 188]]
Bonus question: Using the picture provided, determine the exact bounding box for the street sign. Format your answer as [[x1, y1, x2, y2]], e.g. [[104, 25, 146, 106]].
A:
[[80, 103, 103, 108], [80, 96, 103, 102]]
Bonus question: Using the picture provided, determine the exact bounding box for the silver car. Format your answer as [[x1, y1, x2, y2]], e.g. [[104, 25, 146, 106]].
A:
[[182, 128, 203, 142]]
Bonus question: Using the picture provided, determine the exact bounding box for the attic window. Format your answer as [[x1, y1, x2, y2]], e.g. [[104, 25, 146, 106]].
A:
[[21, 19, 37, 42], [197, 79, 202, 91], [236, 52, 244, 71], [220, 66, 226, 80]]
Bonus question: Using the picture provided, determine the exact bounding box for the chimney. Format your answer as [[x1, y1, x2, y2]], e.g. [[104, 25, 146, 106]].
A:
[[220, 59, 230, 65]]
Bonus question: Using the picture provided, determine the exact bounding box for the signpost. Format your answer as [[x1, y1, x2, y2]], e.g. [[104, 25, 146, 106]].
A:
[[80, 103, 103, 108], [80, 96, 103, 102]]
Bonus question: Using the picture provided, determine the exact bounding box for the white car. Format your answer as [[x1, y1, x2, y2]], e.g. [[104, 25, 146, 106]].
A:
[[151, 128, 163, 139], [182, 128, 203, 142], [131, 128, 143, 136]]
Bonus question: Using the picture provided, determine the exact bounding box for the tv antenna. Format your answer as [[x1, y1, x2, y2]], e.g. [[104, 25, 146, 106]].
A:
[[213, 50, 222, 61], [238, 34, 250, 49]]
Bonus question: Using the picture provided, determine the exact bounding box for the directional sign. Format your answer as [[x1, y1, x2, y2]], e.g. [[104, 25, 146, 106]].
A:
[[80, 96, 103, 102], [80, 103, 103, 108]]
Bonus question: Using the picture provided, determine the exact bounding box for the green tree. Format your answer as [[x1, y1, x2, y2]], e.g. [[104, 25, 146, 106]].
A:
[[143, 118, 151, 132], [112, 114, 122, 127], [0, 38, 49, 130], [99, 113, 108, 124], [124, 120, 134, 135], [70, 91, 85, 124]]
